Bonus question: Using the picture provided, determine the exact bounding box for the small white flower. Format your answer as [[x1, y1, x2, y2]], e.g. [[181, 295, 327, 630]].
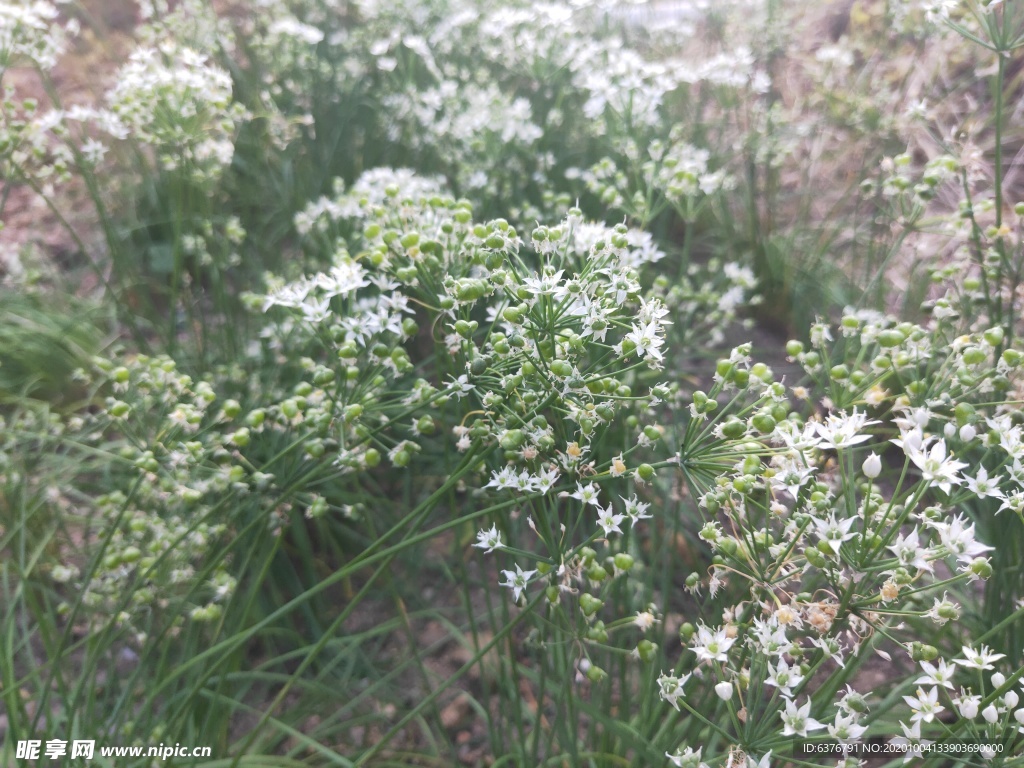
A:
[[954, 645, 1006, 671], [622, 494, 652, 525], [570, 481, 601, 507], [780, 697, 825, 737], [964, 466, 1005, 501], [690, 624, 736, 663], [474, 524, 504, 554], [500, 564, 537, 602], [665, 746, 708, 768], [596, 504, 625, 537], [957, 691, 980, 720], [658, 671, 691, 711], [915, 659, 956, 689], [904, 687, 943, 723], [765, 658, 804, 699], [714, 681, 733, 701]]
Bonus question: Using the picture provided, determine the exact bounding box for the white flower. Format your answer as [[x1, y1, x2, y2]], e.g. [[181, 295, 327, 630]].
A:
[[665, 746, 708, 768], [714, 681, 733, 701], [535, 467, 560, 495], [905, 439, 966, 495], [829, 712, 867, 745], [814, 408, 880, 450], [813, 513, 858, 557], [954, 645, 1005, 671], [906, 683, 948, 722], [915, 659, 956, 689], [624, 319, 666, 366], [765, 658, 804, 698], [690, 624, 736, 663], [780, 697, 825, 737], [486, 467, 515, 491], [500, 564, 537, 602], [964, 466, 1005, 501], [474, 524, 504, 554], [622, 494, 652, 525], [890, 720, 933, 761], [887, 527, 933, 573], [596, 504, 625, 537], [570, 481, 601, 507], [937, 515, 993, 564], [956, 691, 981, 720], [658, 672, 691, 711]]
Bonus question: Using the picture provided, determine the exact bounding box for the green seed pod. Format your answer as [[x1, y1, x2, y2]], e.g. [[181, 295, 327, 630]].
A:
[[910, 642, 939, 662], [962, 346, 987, 366], [470, 356, 489, 376], [969, 558, 993, 579], [752, 413, 776, 434], [636, 639, 657, 663], [614, 553, 634, 572], [1001, 348, 1023, 367], [580, 593, 604, 616], [679, 622, 696, 642], [500, 429, 526, 450], [877, 329, 905, 348], [721, 418, 746, 439], [805, 547, 827, 569], [984, 326, 1005, 347]]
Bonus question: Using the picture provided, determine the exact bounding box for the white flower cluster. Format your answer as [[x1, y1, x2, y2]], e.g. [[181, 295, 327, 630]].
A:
[[0, 1, 68, 70], [107, 43, 247, 183]]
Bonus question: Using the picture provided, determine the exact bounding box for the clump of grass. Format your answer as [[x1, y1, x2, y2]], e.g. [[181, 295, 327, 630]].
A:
[[0, 290, 104, 404]]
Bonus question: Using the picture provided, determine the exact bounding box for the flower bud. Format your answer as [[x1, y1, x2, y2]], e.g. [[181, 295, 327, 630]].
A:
[[715, 681, 733, 701], [862, 452, 882, 479], [982, 704, 998, 724], [958, 698, 979, 720]]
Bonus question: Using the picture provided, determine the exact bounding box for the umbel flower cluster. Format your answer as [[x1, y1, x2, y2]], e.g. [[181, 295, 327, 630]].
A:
[[654, 310, 1024, 764], [264, 168, 680, 485]]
